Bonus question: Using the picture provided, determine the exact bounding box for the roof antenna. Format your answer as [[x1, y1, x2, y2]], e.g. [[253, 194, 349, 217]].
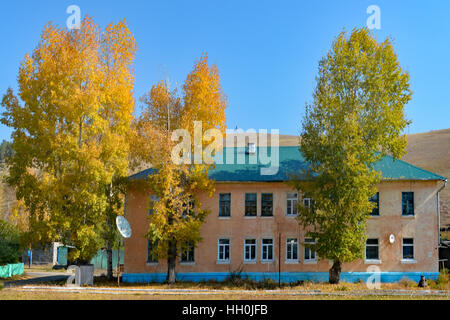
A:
[[158, 64, 171, 89]]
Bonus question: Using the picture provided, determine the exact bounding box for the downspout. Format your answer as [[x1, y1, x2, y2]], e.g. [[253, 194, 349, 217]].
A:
[[437, 179, 447, 246]]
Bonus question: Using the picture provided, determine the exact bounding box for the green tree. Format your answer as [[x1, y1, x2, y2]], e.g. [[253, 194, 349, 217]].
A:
[[290, 28, 411, 284], [0, 141, 13, 163], [0, 219, 22, 266]]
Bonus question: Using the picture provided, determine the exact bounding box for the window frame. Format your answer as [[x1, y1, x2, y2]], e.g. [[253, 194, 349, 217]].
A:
[[370, 192, 380, 216], [286, 193, 298, 216], [402, 192, 414, 216], [219, 193, 231, 217], [261, 238, 274, 262], [247, 142, 256, 154], [244, 239, 257, 262], [365, 238, 379, 261], [180, 242, 195, 263], [304, 238, 317, 262], [303, 197, 315, 210], [147, 239, 158, 264], [402, 238, 414, 260], [286, 238, 299, 262], [217, 238, 230, 262], [245, 193, 257, 217], [261, 193, 273, 217]]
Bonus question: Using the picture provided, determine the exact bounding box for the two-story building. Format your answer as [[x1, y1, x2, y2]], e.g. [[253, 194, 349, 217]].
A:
[[123, 146, 447, 283]]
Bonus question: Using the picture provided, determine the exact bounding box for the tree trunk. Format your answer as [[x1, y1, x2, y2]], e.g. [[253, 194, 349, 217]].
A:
[[106, 240, 113, 280], [167, 241, 177, 284], [329, 261, 341, 284]]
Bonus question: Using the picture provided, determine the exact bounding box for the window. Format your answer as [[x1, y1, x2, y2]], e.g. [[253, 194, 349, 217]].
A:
[[370, 193, 379, 216], [286, 238, 298, 261], [219, 193, 231, 217], [402, 238, 414, 260], [261, 193, 273, 217], [304, 238, 316, 261], [245, 193, 257, 217], [286, 193, 298, 216], [148, 195, 160, 215], [181, 243, 195, 263], [247, 142, 256, 154], [218, 239, 230, 262], [147, 240, 158, 263], [303, 197, 315, 210], [402, 192, 414, 216], [182, 197, 195, 218], [244, 239, 257, 262], [261, 238, 274, 261], [365, 239, 379, 260]]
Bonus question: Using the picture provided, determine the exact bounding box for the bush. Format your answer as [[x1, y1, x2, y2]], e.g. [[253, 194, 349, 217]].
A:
[[432, 269, 449, 290], [0, 220, 22, 266], [336, 284, 349, 291], [398, 276, 416, 288], [261, 278, 278, 290]]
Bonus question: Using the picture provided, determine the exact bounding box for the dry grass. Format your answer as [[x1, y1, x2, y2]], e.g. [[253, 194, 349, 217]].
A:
[[22, 264, 67, 273], [402, 129, 450, 227], [0, 288, 448, 300], [15, 271, 448, 292], [1, 271, 448, 300]]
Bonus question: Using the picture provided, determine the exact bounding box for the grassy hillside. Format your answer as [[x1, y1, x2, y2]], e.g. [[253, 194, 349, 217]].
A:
[[402, 129, 450, 227], [275, 130, 450, 227]]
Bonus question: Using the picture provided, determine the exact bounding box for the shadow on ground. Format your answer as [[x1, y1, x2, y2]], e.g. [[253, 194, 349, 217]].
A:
[[3, 273, 69, 288]]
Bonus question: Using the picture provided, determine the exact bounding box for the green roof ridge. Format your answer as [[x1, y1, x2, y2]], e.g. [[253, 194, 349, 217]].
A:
[[130, 146, 447, 182], [381, 154, 446, 181]]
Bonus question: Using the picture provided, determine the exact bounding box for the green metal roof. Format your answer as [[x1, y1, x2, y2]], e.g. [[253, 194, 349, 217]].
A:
[[131, 146, 446, 182]]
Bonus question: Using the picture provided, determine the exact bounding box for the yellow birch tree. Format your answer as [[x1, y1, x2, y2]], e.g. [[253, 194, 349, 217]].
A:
[[131, 54, 227, 283], [1, 16, 136, 265]]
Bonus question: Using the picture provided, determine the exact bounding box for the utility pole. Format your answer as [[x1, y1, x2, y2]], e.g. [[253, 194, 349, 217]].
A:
[[278, 233, 281, 287], [117, 238, 121, 286]]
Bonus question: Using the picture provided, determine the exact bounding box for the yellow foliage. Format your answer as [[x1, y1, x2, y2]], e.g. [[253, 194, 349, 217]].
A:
[[130, 54, 227, 280], [1, 16, 136, 261]]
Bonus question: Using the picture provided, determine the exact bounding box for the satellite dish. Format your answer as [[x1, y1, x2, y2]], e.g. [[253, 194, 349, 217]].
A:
[[389, 234, 395, 244], [116, 216, 132, 239]]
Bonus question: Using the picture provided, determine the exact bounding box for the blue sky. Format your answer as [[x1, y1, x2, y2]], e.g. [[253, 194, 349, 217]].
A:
[[1, 0, 449, 140]]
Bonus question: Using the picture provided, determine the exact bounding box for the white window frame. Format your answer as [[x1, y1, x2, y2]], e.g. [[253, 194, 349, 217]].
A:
[[303, 197, 312, 209], [261, 238, 274, 262], [217, 238, 230, 263], [365, 238, 380, 263], [286, 193, 298, 216], [244, 239, 257, 263], [248, 142, 256, 154], [402, 238, 415, 262], [286, 238, 298, 262], [304, 238, 317, 263]]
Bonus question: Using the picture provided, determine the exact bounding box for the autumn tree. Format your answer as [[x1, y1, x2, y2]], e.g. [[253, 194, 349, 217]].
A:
[[1, 17, 136, 266], [131, 55, 227, 283], [0, 141, 13, 164], [290, 28, 411, 283]]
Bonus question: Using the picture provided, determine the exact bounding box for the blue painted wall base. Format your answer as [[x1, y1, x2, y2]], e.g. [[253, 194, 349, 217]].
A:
[[122, 271, 440, 284]]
